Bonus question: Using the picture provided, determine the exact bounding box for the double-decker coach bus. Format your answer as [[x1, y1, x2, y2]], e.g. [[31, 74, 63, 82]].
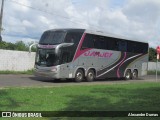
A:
[[33, 29, 148, 82]]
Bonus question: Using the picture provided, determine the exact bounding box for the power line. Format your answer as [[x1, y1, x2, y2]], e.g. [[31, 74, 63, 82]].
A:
[[7, 0, 103, 30], [3, 0, 112, 40], [8, 0, 111, 29], [2, 33, 40, 39], [1, 22, 41, 39]]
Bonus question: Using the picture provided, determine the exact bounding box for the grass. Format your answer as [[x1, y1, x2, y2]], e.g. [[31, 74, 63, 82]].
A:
[[148, 70, 160, 75], [0, 69, 33, 75], [0, 82, 160, 120]]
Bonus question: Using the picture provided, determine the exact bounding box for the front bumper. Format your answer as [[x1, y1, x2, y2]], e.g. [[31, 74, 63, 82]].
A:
[[34, 68, 59, 78]]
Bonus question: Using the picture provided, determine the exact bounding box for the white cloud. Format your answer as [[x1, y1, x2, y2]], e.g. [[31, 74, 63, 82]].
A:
[[22, 20, 35, 28], [122, 0, 160, 43], [2, 0, 160, 47], [39, 16, 51, 25], [12, 0, 31, 12], [64, 5, 89, 28]]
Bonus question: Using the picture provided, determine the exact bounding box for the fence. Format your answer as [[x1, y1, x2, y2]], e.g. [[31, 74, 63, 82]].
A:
[[148, 62, 160, 71], [0, 49, 160, 71], [0, 49, 36, 71]]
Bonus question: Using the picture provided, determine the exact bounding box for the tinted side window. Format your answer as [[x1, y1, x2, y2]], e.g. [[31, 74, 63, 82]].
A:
[[105, 37, 118, 51], [65, 32, 83, 46], [142, 43, 149, 53], [60, 47, 74, 64], [61, 51, 70, 64], [81, 34, 94, 49], [127, 41, 148, 53], [127, 41, 136, 53], [94, 36, 107, 49], [118, 40, 127, 52], [133, 42, 141, 53], [135, 42, 148, 53]]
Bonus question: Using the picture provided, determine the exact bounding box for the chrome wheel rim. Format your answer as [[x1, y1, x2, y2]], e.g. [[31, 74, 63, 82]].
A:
[[126, 72, 130, 79], [133, 72, 137, 78], [76, 72, 82, 80], [88, 72, 94, 80]]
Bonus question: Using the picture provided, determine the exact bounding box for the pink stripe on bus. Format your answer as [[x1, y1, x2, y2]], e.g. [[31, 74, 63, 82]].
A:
[[73, 33, 92, 61], [117, 52, 127, 78]]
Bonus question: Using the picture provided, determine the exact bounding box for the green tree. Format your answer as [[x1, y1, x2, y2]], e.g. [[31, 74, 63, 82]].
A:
[[26, 42, 37, 52], [6, 42, 16, 50], [149, 48, 156, 61], [0, 40, 37, 52], [0, 41, 15, 50], [0, 41, 7, 49], [14, 41, 28, 51]]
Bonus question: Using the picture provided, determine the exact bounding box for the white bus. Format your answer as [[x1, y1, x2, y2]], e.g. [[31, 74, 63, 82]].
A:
[[32, 29, 148, 82]]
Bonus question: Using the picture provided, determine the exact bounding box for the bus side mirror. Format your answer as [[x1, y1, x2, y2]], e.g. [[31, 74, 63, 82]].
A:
[[29, 42, 38, 53], [55, 43, 74, 54]]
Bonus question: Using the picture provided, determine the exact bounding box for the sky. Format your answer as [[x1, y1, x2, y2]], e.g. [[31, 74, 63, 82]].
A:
[[1, 0, 160, 47]]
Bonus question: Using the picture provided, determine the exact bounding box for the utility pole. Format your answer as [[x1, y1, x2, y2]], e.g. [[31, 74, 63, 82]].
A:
[[0, 0, 4, 42]]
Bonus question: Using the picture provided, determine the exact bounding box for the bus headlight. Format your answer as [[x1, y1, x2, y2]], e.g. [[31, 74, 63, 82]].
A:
[[51, 68, 57, 72]]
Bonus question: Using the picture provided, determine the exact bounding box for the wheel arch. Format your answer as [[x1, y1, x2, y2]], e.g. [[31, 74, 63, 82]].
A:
[[133, 69, 138, 74], [86, 68, 96, 77], [132, 69, 138, 78], [74, 67, 85, 78], [124, 69, 132, 77]]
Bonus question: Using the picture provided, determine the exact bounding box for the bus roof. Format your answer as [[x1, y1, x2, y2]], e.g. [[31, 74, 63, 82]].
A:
[[46, 28, 85, 33], [45, 28, 148, 44], [85, 29, 148, 44]]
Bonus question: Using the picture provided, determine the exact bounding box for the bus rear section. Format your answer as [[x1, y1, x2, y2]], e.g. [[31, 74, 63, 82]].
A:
[[33, 29, 149, 82]]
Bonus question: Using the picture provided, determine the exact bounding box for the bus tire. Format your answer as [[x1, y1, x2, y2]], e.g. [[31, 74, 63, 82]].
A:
[[132, 70, 138, 79], [75, 69, 84, 82], [124, 70, 131, 80], [53, 79, 60, 82], [86, 69, 95, 82]]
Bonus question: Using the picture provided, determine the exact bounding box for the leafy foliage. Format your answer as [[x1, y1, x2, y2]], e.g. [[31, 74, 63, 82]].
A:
[[149, 48, 157, 61], [0, 41, 37, 52]]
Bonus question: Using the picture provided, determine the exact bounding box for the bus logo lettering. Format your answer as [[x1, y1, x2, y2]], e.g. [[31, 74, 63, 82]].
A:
[[84, 51, 113, 58]]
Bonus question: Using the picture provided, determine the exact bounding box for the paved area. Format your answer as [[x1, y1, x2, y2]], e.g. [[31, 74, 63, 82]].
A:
[[0, 74, 159, 88]]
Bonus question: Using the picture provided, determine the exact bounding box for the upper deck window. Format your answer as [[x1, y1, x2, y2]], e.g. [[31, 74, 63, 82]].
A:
[[39, 31, 66, 45], [81, 34, 94, 49], [81, 33, 148, 53], [64, 32, 83, 45]]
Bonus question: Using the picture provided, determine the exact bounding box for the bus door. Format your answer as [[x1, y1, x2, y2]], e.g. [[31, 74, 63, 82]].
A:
[[59, 49, 73, 78]]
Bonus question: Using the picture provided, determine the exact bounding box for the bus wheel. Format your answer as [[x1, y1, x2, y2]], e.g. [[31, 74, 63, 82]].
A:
[[86, 69, 95, 82], [125, 70, 131, 80], [53, 79, 60, 82], [75, 69, 84, 82], [132, 70, 138, 79]]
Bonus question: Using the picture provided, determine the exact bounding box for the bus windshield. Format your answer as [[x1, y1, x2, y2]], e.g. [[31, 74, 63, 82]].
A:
[[39, 31, 66, 45], [35, 49, 59, 67]]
